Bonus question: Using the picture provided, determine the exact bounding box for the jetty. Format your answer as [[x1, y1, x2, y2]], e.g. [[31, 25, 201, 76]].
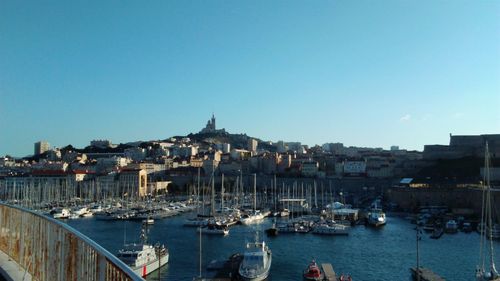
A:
[[321, 263, 337, 281], [411, 267, 445, 281]]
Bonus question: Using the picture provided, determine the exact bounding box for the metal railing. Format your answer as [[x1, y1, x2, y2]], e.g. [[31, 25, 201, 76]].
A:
[[0, 202, 144, 281]]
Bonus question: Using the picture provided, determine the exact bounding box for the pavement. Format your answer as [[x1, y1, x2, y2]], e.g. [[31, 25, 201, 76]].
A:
[[0, 250, 32, 281]]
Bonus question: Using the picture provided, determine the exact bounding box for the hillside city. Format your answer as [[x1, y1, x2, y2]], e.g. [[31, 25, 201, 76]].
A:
[[1, 115, 498, 204]]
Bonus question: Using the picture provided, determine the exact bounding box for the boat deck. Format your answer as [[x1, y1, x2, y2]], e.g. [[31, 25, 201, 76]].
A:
[[411, 267, 445, 281], [321, 263, 337, 281]]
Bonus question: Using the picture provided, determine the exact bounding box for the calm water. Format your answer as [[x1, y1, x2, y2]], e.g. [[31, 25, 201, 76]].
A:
[[67, 214, 500, 281]]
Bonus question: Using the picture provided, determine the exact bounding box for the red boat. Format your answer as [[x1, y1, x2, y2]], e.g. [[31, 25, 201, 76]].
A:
[[303, 259, 324, 280]]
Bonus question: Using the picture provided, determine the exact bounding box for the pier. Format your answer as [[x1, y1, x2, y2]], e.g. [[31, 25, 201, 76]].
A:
[[321, 263, 337, 281], [411, 267, 445, 281]]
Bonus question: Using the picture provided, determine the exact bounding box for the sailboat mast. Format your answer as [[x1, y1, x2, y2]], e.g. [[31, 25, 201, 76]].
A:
[[253, 173, 257, 211], [211, 167, 215, 216], [221, 173, 225, 211], [485, 142, 498, 276]]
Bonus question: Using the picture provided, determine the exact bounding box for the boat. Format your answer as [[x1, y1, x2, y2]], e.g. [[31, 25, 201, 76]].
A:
[[445, 220, 458, 233], [280, 208, 290, 217], [312, 223, 349, 235], [430, 226, 444, 239], [462, 222, 472, 233], [240, 210, 265, 225], [476, 142, 500, 281], [142, 217, 154, 225], [303, 259, 324, 280], [71, 206, 88, 216], [52, 208, 70, 219], [197, 222, 229, 235], [238, 240, 272, 281], [265, 221, 278, 236], [116, 226, 168, 277], [367, 208, 386, 227]]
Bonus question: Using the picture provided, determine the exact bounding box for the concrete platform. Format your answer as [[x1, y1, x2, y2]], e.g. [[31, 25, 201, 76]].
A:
[[0, 250, 32, 281]]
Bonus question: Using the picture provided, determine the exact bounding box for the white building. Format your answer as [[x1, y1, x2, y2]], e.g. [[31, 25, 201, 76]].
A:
[[34, 141, 50, 155], [343, 159, 366, 176]]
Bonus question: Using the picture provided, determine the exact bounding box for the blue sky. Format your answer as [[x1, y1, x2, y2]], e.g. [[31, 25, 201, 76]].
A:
[[1, 0, 499, 157]]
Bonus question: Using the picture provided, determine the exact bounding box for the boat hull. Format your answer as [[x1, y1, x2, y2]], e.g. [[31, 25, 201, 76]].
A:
[[132, 253, 169, 277]]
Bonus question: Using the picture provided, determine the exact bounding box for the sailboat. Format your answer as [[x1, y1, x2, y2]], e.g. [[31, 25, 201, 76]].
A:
[[240, 174, 265, 225], [476, 142, 499, 281]]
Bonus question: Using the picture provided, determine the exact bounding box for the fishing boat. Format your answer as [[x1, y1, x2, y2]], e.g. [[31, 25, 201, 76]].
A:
[[238, 240, 272, 281], [476, 142, 500, 281], [303, 259, 324, 280], [116, 226, 168, 277]]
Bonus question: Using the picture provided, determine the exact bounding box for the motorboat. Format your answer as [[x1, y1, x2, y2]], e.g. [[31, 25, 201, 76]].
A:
[[238, 240, 272, 281], [445, 220, 458, 233], [116, 227, 168, 277], [367, 209, 386, 227], [240, 210, 265, 225], [303, 259, 324, 280], [53, 208, 70, 219]]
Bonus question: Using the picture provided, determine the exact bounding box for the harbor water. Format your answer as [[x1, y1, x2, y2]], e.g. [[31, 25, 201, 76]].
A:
[[67, 213, 500, 281]]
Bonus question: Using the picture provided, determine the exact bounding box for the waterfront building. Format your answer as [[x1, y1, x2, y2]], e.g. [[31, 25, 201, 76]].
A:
[[118, 168, 148, 198], [34, 141, 50, 155]]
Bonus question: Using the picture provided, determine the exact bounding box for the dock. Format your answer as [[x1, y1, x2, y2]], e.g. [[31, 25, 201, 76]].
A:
[[321, 263, 337, 281], [411, 267, 445, 281]]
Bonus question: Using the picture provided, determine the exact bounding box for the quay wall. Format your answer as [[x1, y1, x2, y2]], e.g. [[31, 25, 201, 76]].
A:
[[386, 187, 500, 219]]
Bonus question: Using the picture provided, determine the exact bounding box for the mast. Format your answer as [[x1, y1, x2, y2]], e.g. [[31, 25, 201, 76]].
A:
[[416, 226, 421, 281], [485, 142, 498, 277], [221, 173, 225, 211], [211, 167, 215, 217], [253, 173, 257, 211]]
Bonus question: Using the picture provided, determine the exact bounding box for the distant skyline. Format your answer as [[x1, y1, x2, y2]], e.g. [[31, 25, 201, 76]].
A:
[[1, 1, 499, 157]]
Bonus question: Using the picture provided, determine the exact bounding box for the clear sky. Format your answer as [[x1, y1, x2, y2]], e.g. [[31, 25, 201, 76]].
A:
[[1, 0, 499, 157]]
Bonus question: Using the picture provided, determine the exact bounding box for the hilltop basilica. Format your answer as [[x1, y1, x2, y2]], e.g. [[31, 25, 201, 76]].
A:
[[199, 114, 226, 134]]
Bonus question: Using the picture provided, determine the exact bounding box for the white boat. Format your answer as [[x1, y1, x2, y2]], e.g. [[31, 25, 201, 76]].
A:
[[476, 142, 500, 281], [445, 220, 458, 233], [53, 208, 71, 219], [240, 211, 265, 225], [280, 208, 290, 217], [71, 206, 88, 216], [238, 240, 272, 281], [81, 212, 93, 218], [367, 209, 386, 227], [312, 223, 349, 235], [142, 218, 154, 225], [117, 227, 168, 277]]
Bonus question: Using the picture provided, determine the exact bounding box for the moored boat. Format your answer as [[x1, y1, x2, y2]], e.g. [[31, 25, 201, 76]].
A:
[[116, 227, 168, 277], [303, 259, 324, 280], [239, 240, 272, 281]]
